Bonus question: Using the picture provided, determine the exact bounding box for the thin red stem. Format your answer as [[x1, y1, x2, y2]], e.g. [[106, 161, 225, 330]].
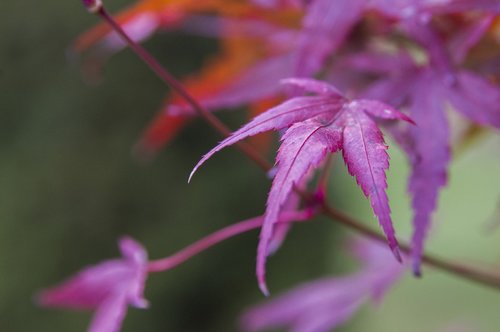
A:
[[97, 7, 271, 172], [148, 210, 312, 273]]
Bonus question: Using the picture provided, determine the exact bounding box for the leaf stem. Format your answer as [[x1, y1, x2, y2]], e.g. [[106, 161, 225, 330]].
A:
[[147, 211, 312, 273], [96, 6, 271, 172]]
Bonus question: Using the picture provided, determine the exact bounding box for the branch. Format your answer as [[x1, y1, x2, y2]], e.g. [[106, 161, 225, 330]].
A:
[[322, 204, 500, 291], [95, 5, 271, 172]]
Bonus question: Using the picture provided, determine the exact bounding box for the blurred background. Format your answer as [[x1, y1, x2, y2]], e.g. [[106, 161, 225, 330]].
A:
[[1, 1, 500, 331]]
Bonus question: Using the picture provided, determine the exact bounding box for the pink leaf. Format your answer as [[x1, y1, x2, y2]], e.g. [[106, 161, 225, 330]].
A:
[[342, 51, 415, 75], [171, 55, 295, 116], [448, 15, 494, 64], [447, 71, 500, 128], [356, 46, 498, 274], [88, 295, 128, 332], [189, 96, 342, 181], [257, 119, 343, 295], [407, 75, 450, 275], [267, 192, 301, 256], [165, 55, 295, 117], [242, 238, 405, 332], [37, 237, 149, 332], [296, 0, 366, 76], [362, 74, 415, 107], [341, 103, 401, 261], [192, 79, 407, 294]]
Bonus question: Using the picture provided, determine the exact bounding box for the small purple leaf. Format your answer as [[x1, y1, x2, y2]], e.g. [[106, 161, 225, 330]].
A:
[[242, 238, 405, 332], [447, 71, 500, 128], [192, 79, 406, 293], [407, 75, 450, 275], [267, 193, 301, 256], [189, 96, 342, 182], [37, 237, 149, 332], [340, 107, 401, 261], [448, 15, 494, 64], [296, 0, 365, 76], [89, 295, 128, 332], [257, 119, 342, 294], [169, 55, 294, 116]]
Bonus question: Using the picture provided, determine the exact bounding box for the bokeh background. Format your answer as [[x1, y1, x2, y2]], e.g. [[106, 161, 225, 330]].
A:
[[1, 1, 500, 331]]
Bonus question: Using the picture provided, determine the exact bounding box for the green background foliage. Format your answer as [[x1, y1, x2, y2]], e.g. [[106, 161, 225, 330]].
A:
[[1, 0, 499, 331]]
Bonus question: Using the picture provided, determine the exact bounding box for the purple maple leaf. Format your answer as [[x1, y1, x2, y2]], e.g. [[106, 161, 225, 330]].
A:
[[37, 237, 149, 332], [357, 17, 500, 274], [267, 192, 303, 256], [405, 72, 450, 275], [190, 78, 412, 294], [241, 238, 405, 332], [295, 0, 366, 76], [167, 54, 295, 117], [292, 0, 479, 78]]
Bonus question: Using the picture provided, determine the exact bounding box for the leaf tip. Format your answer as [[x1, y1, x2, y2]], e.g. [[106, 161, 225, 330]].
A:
[[187, 169, 196, 183], [391, 244, 403, 263], [403, 114, 417, 125], [258, 281, 270, 297], [412, 261, 422, 277]]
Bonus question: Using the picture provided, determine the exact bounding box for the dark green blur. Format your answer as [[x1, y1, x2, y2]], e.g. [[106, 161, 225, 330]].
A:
[[0, 1, 336, 331]]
